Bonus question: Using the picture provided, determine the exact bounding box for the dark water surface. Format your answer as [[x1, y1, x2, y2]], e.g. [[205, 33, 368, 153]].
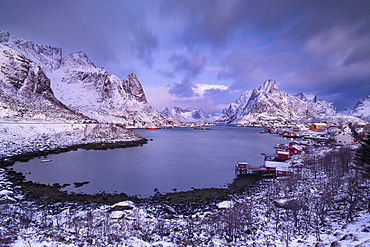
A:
[[12, 126, 289, 197]]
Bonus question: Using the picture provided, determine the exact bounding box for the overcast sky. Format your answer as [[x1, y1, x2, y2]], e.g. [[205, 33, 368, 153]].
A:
[[1, 0, 369, 112]]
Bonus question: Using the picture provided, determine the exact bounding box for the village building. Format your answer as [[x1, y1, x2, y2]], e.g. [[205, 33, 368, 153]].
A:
[[277, 151, 290, 159], [335, 132, 353, 145], [309, 123, 328, 131], [355, 127, 364, 134], [327, 127, 341, 136], [275, 142, 305, 155], [342, 125, 352, 133]]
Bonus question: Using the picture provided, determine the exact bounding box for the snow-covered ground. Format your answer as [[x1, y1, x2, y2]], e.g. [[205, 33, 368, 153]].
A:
[[1, 132, 370, 246], [0, 123, 142, 159]]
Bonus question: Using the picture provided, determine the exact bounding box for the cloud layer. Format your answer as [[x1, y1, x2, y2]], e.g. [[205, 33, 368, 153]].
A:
[[1, 0, 369, 112]]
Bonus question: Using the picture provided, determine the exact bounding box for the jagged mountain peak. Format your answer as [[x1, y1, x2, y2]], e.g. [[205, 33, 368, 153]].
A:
[[217, 79, 318, 124], [127, 73, 138, 80], [295, 92, 337, 116], [122, 73, 146, 102], [161, 107, 170, 115], [349, 95, 370, 122], [61, 51, 95, 69], [296, 92, 317, 103], [257, 79, 279, 93], [0, 30, 62, 72]]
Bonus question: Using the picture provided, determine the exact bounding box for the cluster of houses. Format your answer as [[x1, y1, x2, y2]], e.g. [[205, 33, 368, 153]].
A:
[[264, 122, 368, 146], [236, 122, 368, 177]]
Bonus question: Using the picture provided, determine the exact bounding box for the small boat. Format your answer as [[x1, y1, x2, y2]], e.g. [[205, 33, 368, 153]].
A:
[[194, 127, 211, 130], [147, 125, 159, 129], [40, 159, 52, 163]]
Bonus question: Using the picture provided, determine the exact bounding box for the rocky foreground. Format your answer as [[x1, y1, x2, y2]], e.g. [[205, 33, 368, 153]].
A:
[[0, 126, 370, 246]]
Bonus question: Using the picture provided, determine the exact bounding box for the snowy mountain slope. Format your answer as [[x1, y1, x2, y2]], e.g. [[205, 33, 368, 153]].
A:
[[161, 107, 188, 123], [0, 30, 170, 126], [161, 107, 206, 123], [207, 108, 227, 123], [217, 80, 318, 124], [0, 44, 90, 123], [340, 107, 353, 115], [48, 52, 169, 126], [217, 90, 252, 123], [295, 92, 337, 116], [0, 30, 62, 71], [349, 95, 370, 122]]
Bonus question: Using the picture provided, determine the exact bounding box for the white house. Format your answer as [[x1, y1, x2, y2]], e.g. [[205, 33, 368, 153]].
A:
[[335, 132, 353, 145], [342, 125, 351, 133]]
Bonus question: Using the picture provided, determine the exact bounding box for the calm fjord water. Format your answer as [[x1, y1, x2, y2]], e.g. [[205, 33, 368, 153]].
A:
[[13, 126, 288, 197]]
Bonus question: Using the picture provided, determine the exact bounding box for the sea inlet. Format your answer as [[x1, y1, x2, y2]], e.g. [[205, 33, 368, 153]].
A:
[[12, 126, 290, 197]]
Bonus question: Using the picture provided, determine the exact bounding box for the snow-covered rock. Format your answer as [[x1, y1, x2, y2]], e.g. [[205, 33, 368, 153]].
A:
[[0, 30, 62, 71], [110, 201, 135, 211], [295, 92, 338, 116], [0, 189, 13, 196], [349, 95, 370, 122], [217, 200, 233, 209], [217, 90, 253, 123], [217, 79, 318, 124], [0, 44, 90, 123], [110, 211, 125, 219]]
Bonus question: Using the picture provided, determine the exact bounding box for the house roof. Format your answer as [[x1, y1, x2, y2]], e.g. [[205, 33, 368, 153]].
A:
[[312, 123, 327, 126]]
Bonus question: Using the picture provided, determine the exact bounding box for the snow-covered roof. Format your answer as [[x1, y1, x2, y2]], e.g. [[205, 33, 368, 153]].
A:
[[312, 123, 328, 126]]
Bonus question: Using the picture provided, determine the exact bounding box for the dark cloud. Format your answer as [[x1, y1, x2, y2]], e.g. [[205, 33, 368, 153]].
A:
[[313, 80, 370, 111], [0, 0, 159, 70], [1, 0, 370, 112], [203, 88, 239, 106], [168, 52, 207, 97], [156, 70, 176, 79], [168, 81, 195, 98]]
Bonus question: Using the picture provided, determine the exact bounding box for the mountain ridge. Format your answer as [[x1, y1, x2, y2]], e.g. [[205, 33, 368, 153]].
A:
[[0, 30, 170, 126], [295, 92, 337, 116], [161, 106, 224, 123], [217, 80, 318, 124]]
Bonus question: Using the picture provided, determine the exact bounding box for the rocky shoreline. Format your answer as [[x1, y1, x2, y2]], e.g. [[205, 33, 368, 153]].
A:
[[3, 148, 264, 217], [0, 138, 148, 166], [5, 168, 264, 215]]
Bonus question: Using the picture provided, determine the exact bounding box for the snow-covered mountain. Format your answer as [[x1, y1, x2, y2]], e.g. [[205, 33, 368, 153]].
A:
[[0, 43, 90, 123], [217, 90, 253, 123], [295, 92, 337, 116], [339, 107, 353, 115], [48, 51, 168, 126], [349, 95, 370, 122], [0, 30, 169, 126], [161, 106, 223, 123], [217, 80, 318, 124]]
